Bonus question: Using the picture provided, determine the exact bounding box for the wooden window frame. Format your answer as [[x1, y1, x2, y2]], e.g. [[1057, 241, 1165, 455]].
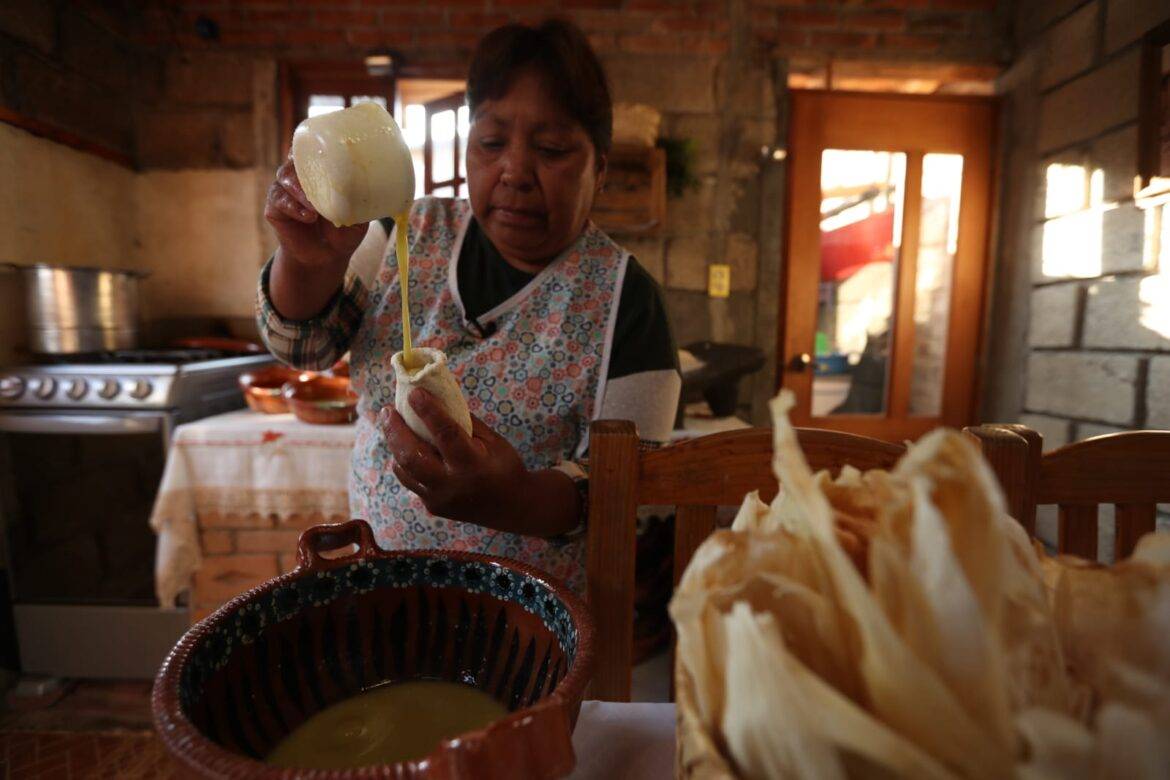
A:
[[1136, 19, 1170, 206], [422, 92, 467, 196]]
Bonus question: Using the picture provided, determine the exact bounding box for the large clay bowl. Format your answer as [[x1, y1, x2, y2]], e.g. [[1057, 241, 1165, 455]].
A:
[[238, 366, 305, 414], [152, 520, 595, 779], [283, 375, 357, 425]]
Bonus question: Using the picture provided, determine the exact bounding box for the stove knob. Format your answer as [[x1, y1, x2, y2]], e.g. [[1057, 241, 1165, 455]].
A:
[[0, 376, 25, 399], [98, 379, 121, 400], [128, 380, 153, 400], [66, 379, 89, 400], [33, 377, 57, 400]]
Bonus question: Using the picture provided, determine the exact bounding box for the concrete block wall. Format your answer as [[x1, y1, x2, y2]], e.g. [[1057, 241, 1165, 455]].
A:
[[137, 53, 262, 169], [0, 1, 143, 159], [988, 0, 1170, 450], [983, 0, 1170, 550]]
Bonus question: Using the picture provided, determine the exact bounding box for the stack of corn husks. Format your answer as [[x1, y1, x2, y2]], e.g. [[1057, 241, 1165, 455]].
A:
[[672, 392, 1170, 780]]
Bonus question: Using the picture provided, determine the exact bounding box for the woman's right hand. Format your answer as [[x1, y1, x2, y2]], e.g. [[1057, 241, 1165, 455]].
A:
[[265, 158, 366, 270]]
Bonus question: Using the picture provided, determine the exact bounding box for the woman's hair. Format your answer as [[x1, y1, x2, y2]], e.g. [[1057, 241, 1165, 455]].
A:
[[466, 19, 613, 157]]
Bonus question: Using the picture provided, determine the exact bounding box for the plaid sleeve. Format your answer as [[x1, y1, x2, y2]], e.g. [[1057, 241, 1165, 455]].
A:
[[255, 257, 369, 370]]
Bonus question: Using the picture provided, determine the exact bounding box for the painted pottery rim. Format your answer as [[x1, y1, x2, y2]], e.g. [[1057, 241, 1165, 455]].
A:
[[151, 521, 596, 779]]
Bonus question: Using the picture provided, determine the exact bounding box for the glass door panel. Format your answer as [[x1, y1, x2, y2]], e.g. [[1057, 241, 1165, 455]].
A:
[[909, 153, 965, 417], [813, 150, 906, 417]]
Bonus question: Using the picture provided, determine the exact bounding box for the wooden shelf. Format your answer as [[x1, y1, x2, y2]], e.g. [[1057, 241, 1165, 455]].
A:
[[591, 144, 666, 236]]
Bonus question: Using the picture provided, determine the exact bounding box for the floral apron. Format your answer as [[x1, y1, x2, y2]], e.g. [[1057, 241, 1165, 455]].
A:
[[348, 197, 628, 591]]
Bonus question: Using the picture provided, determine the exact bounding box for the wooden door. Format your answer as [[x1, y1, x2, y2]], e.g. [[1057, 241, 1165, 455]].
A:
[[781, 91, 997, 441]]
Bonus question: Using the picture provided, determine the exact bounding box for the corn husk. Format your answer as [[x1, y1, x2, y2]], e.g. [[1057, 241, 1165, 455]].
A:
[[671, 390, 1170, 780]]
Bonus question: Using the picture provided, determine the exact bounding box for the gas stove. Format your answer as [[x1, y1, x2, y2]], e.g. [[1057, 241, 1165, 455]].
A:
[[0, 348, 275, 413], [0, 346, 277, 679]]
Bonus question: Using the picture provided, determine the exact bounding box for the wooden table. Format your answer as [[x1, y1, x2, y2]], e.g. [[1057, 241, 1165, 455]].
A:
[[148, 409, 354, 621], [569, 702, 676, 779]]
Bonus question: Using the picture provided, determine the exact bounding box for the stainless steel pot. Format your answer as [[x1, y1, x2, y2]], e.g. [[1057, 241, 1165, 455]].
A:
[[2, 263, 148, 353]]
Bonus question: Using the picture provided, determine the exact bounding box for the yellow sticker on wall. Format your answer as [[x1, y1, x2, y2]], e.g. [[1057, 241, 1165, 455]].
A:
[[708, 264, 731, 298]]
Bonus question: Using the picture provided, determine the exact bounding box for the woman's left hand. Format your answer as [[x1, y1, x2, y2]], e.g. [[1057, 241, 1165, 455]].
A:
[[382, 389, 526, 525], [381, 389, 580, 537]]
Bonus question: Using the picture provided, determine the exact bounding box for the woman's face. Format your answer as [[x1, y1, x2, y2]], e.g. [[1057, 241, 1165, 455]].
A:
[[467, 70, 606, 269]]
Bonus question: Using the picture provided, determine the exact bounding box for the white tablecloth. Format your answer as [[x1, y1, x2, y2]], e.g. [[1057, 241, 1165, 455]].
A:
[[149, 410, 355, 606], [570, 702, 676, 779]]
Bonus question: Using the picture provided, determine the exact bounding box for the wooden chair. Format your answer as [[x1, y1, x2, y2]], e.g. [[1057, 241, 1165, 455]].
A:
[[585, 419, 905, 702], [965, 425, 1170, 561]]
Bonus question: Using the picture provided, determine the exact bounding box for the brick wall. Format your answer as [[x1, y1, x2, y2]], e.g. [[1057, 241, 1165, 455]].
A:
[[136, 52, 264, 169], [984, 0, 1170, 450], [138, 0, 1005, 64], [190, 511, 347, 622], [0, 1, 151, 160]]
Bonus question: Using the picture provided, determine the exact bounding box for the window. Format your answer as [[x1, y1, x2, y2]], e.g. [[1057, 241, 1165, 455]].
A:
[[398, 79, 468, 199], [282, 65, 466, 199]]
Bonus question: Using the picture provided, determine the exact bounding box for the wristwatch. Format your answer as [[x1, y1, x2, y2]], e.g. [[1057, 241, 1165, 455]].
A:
[[548, 475, 589, 544]]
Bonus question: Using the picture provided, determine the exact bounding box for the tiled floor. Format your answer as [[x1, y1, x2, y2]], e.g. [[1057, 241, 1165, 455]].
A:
[[0, 682, 172, 779], [0, 682, 153, 733], [0, 731, 174, 779]]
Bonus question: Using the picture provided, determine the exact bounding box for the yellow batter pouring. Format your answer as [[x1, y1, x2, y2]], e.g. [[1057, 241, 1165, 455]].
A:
[[395, 209, 416, 370], [266, 680, 507, 770]]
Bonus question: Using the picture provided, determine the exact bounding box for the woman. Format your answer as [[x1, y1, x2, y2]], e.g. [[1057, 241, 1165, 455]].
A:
[[259, 20, 680, 590]]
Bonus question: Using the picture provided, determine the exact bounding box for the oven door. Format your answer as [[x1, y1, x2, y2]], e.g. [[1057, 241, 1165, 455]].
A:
[[0, 410, 171, 606], [0, 410, 189, 678]]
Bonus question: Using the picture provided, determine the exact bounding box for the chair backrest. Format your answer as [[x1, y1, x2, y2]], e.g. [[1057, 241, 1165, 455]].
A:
[[585, 419, 905, 702], [965, 426, 1170, 561]]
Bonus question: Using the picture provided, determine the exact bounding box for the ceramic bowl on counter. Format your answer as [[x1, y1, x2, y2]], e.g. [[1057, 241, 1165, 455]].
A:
[[152, 520, 595, 779], [238, 366, 306, 414], [283, 375, 357, 425]]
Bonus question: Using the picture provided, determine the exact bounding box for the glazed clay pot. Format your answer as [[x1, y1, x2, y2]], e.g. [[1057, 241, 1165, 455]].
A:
[[238, 366, 304, 415], [152, 520, 595, 779], [283, 375, 358, 425]]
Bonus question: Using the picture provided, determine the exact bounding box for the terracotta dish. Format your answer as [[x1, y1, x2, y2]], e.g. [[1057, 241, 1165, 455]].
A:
[[283, 375, 357, 425], [238, 366, 304, 414], [152, 520, 595, 779]]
